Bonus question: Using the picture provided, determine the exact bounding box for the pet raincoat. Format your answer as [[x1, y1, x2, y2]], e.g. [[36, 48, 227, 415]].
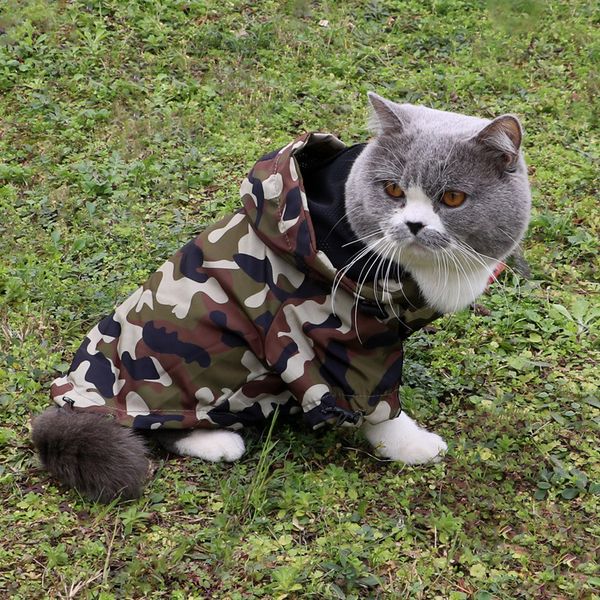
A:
[[51, 134, 441, 430]]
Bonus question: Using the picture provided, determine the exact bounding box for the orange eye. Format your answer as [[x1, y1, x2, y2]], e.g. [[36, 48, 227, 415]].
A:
[[384, 181, 405, 199], [441, 190, 466, 207]]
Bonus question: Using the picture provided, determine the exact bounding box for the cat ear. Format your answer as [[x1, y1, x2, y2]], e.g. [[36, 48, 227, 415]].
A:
[[367, 92, 408, 134], [474, 115, 523, 171]]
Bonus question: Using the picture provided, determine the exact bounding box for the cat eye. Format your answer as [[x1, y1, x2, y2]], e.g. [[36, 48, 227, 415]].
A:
[[384, 181, 405, 199], [441, 190, 467, 207]]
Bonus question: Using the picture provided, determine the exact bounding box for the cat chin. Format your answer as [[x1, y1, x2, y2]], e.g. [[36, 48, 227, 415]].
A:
[[400, 251, 494, 314], [396, 240, 443, 265]]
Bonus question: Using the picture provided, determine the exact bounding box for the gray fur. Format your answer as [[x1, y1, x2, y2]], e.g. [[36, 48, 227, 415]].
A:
[[347, 92, 531, 265], [31, 407, 149, 503]]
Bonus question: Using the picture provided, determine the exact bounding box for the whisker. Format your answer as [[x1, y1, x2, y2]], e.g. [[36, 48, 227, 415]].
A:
[[323, 203, 368, 242], [451, 242, 518, 307], [331, 239, 384, 316], [383, 245, 402, 320], [452, 239, 522, 302], [342, 230, 383, 248], [352, 241, 390, 342], [373, 241, 393, 309], [391, 245, 418, 311]]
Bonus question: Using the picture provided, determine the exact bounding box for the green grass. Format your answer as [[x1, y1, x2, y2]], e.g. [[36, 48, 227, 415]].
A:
[[0, 0, 598, 597]]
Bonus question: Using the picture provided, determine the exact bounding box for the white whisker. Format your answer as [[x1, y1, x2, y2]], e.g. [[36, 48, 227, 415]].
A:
[[352, 240, 390, 342], [342, 230, 382, 248], [331, 238, 385, 316]]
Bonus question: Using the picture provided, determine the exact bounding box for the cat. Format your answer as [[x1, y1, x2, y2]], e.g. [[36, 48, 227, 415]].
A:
[[31, 93, 531, 502]]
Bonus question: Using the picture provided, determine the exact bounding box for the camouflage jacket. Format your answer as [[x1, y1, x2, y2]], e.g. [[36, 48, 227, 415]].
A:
[[51, 133, 441, 431]]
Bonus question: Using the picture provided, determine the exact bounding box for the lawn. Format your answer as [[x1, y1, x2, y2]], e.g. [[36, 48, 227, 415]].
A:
[[0, 0, 598, 598]]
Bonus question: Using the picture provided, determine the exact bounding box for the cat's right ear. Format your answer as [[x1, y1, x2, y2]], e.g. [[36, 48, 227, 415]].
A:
[[367, 92, 408, 135]]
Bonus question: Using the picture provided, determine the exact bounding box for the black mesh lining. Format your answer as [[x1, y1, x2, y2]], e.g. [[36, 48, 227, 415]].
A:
[[300, 143, 400, 282]]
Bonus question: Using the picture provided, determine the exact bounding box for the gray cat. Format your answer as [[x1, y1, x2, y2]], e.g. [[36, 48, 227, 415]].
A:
[[32, 93, 531, 502]]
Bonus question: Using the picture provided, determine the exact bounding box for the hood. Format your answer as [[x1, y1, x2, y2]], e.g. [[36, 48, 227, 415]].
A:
[[240, 133, 431, 310]]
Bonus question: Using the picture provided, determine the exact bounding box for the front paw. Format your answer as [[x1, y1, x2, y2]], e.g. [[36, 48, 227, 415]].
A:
[[378, 428, 447, 464], [362, 413, 448, 464]]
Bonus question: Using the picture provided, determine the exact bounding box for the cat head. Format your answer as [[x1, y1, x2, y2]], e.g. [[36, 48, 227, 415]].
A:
[[345, 92, 531, 312]]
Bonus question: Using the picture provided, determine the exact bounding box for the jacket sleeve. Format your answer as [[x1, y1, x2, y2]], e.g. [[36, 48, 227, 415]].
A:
[[264, 300, 365, 429]]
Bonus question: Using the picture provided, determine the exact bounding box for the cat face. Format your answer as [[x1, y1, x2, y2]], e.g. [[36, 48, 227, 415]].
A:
[[344, 93, 532, 312]]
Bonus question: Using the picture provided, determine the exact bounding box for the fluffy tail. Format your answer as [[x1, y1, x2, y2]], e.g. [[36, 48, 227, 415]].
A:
[[31, 407, 149, 503]]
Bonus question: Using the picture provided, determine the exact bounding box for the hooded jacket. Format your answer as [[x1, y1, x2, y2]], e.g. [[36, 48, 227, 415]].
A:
[[50, 133, 441, 431]]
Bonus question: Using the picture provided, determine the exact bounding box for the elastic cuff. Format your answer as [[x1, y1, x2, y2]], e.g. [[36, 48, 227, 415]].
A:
[[303, 393, 363, 429]]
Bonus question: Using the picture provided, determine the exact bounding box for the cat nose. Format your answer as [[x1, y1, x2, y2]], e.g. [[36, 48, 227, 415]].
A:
[[406, 221, 424, 235]]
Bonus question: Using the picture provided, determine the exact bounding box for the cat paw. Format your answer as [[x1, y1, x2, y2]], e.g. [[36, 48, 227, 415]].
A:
[[361, 412, 448, 464], [382, 428, 448, 464], [173, 429, 245, 462]]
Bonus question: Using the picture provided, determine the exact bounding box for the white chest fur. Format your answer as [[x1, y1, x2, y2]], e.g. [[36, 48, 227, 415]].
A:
[[407, 260, 493, 314]]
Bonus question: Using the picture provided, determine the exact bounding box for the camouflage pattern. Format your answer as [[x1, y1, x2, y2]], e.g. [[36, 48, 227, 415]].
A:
[[51, 133, 441, 431]]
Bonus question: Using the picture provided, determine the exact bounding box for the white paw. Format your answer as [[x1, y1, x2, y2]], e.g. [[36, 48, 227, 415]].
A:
[[173, 429, 245, 462], [361, 412, 448, 464]]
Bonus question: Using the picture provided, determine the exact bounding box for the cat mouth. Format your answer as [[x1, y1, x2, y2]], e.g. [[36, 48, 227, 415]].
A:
[[405, 230, 451, 251], [404, 238, 434, 252]]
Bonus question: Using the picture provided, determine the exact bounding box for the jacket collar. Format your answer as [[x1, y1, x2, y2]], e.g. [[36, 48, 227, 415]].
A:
[[240, 133, 430, 310]]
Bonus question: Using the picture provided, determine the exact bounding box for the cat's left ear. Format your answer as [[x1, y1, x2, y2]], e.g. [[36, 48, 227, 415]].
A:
[[474, 115, 523, 171]]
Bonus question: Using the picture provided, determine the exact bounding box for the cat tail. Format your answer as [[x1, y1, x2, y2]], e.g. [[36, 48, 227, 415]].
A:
[[31, 407, 150, 503]]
